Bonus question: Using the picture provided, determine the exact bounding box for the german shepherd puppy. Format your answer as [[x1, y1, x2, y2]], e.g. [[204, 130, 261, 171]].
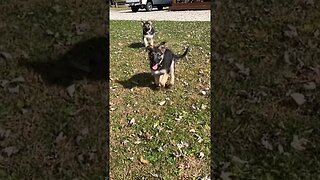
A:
[[142, 20, 155, 47], [147, 42, 189, 89]]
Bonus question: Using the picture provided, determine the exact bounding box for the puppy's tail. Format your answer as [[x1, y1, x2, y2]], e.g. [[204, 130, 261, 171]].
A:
[[174, 47, 189, 60]]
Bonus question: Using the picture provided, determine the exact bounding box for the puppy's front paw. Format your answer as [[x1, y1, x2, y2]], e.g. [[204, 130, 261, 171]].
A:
[[165, 84, 173, 89], [151, 84, 161, 90]]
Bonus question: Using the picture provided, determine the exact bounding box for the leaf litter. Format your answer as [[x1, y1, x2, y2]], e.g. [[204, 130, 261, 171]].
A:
[[291, 135, 308, 151], [220, 171, 232, 180], [139, 156, 149, 164], [0, 127, 10, 139], [55, 132, 66, 144], [290, 92, 306, 105], [0, 52, 13, 61], [11, 76, 25, 83], [303, 82, 316, 90], [0, 80, 9, 88], [8, 85, 19, 94], [66, 84, 76, 97], [261, 134, 273, 150], [2, 146, 19, 157]]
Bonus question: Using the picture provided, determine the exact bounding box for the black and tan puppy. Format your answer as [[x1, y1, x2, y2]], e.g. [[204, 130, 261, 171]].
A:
[[142, 20, 155, 47], [147, 42, 189, 89]]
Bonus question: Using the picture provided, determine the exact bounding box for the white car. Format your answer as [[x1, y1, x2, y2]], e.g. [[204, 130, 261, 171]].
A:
[[126, 0, 172, 12]]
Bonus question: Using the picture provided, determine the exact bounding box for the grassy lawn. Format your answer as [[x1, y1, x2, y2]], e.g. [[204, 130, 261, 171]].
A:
[[212, 1, 320, 179], [110, 20, 210, 179], [0, 0, 107, 178]]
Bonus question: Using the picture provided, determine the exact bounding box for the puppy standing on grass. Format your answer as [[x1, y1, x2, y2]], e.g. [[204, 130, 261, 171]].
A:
[[147, 42, 189, 89], [142, 20, 155, 47]]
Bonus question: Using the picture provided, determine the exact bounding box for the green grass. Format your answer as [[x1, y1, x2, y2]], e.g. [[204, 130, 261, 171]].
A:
[[0, 0, 107, 178], [110, 20, 210, 179], [212, 1, 320, 179]]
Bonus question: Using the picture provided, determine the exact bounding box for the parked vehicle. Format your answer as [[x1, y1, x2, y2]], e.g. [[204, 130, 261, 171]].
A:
[[126, 0, 172, 12], [111, 0, 127, 6]]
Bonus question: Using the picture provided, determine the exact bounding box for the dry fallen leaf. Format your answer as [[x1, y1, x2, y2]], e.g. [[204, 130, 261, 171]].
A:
[[0, 128, 10, 139], [232, 156, 247, 165], [143, 132, 153, 140], [261, 135, 273, 150], [284, 25, 298, 37], [235, 108, 244, 115], [200, 175, 211, 180], [128, 118, 135, 126], [159, 101, 166, 106], [303, 82, 316, 90], [278, 144, 284, 154], [75, 23, 90, 35], [2, 146, 19, 157], [121, 139, 129, 145], [198, 152, 204, 159], [11, 76, 25, 83], [75, 135, 83, 145], [8, 85, 19, 94], [78, 154, 85, 163], [220, 171, 232, 180], [88, 152, 98, 162], [80, 127, 89, 136], [235, 62, 250, 76], [52, 5, 62, 13], [0, 80, 9, 88], [306, 0, 314, 6], [177, 141, 189, 149], [46, 29, 54, 36], [21, 108, 29, 114], [150, 173, 159, 178], [291, 135, 308, 151], [157, 146, 163, 152], [201, 104, 207, 110], [55, 132, 66, 143], [284, 51, 292, 65], [0, 52, 13, 60], [66, 84, 75, 97], [314, 29, 319, 37], [140, 156, 149, 164], [290, 93, 306, 105]]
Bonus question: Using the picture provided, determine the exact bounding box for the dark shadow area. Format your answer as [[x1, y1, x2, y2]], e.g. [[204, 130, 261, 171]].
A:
[[116, 72, 156, 89], [128, 42, 145, 49], [19, 36, 108, 87]]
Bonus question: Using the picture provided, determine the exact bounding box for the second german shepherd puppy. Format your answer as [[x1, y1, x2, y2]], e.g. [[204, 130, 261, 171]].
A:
[[142, 20, 155, 47]]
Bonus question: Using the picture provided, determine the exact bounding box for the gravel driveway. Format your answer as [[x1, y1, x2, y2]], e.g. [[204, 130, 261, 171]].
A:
[[110, 9, 210, 21]]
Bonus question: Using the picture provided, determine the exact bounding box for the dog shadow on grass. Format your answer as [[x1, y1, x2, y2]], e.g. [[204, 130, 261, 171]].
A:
[[19, 36, 108, 87], [128, 42, 145, 49], [116, 72, 159, 90]]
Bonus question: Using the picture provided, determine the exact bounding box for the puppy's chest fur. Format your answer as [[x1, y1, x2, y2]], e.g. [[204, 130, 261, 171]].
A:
[[143, 27, 155, 38]]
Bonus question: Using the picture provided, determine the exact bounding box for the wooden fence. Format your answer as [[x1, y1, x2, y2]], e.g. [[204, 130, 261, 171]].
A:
[[169, 0, 210, 11]]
